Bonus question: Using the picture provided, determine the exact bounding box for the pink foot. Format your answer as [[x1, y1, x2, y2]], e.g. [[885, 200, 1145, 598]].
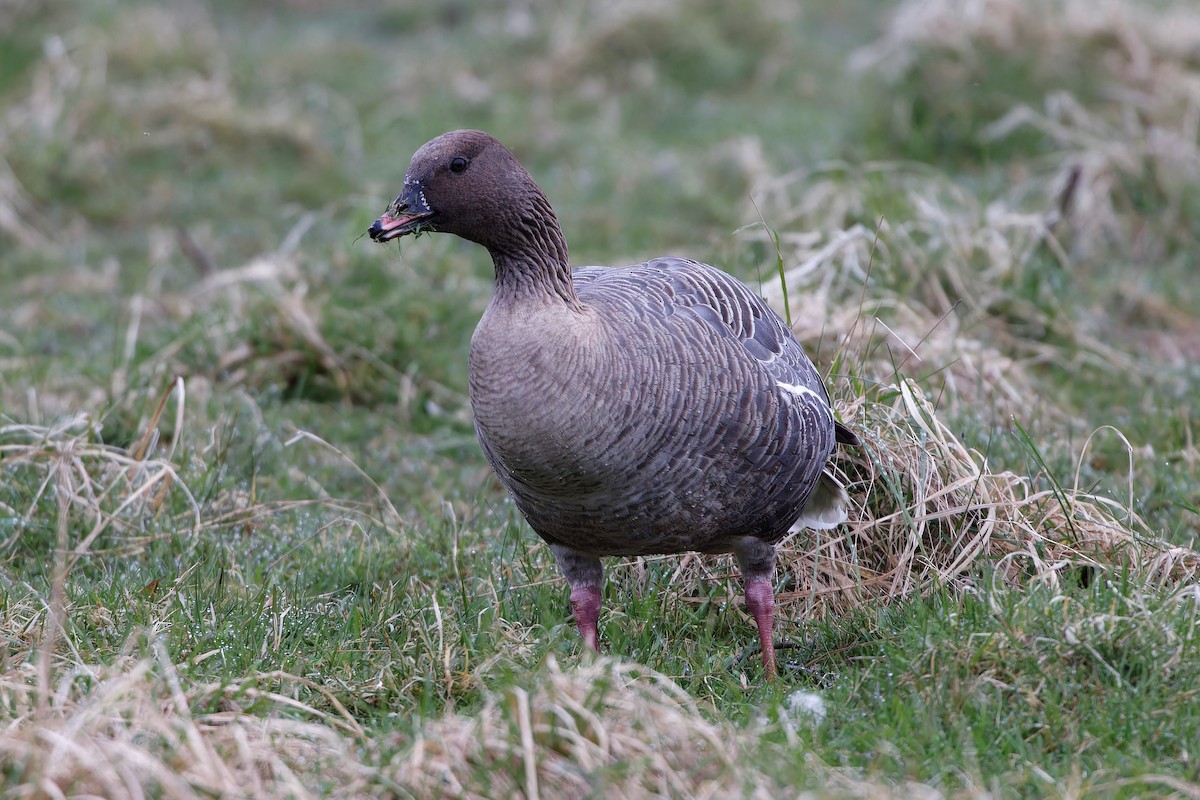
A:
[[570, 585, 602, 652], [744, 576, 776, 680]]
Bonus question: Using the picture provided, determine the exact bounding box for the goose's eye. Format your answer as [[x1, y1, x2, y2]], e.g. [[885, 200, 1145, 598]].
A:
[[449, 156, 469, 174]]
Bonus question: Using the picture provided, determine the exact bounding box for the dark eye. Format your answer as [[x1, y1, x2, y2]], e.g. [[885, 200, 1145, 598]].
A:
[[449, 156, 469, 174]]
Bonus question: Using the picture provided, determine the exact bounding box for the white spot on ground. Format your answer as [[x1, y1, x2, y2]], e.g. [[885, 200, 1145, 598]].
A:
[[785, 691, 827, 725]]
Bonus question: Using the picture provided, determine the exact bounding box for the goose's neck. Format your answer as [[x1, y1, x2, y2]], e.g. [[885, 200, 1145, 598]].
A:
[[488, 193, 580, 310]]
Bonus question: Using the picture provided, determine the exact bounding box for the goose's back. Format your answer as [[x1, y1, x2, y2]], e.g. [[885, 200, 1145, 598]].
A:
[[469, 257, 836, 556]]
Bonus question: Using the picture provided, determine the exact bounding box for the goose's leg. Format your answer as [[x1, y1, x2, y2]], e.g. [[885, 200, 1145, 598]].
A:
[[550, 544, 604, 652], [733, 537, 778, 680]]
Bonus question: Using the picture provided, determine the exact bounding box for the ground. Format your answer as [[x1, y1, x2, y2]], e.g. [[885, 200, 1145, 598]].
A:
[[1, 0, 1199, 797]]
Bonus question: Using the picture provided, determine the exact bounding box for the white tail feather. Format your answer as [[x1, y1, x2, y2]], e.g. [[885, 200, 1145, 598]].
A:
[[790, 470, 849, 532]]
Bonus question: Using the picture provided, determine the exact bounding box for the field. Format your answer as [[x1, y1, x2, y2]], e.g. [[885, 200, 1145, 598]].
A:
[[2, 0, 1200, 796]]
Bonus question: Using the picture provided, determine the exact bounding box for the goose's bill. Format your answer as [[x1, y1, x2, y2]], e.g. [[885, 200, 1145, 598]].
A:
[[368, 210, 432, 241], [368, 183, 433, 242]]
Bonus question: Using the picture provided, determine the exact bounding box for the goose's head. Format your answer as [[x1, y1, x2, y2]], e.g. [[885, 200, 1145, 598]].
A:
[[368, 129, 548, 252]]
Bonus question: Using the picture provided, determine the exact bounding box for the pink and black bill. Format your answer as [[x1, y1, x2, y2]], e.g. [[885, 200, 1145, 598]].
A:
[[368, 178, 433, 241]]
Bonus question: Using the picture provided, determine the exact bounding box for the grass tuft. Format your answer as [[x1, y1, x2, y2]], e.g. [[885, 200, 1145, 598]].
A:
[[2, 637, 372, 798]]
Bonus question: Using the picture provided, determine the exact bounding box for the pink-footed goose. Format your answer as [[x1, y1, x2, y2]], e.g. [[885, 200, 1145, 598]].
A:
[[369, 130, 857, 679]]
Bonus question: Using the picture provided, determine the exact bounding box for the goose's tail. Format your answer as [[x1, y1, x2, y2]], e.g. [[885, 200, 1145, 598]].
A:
[[791, 470, 850, 532]]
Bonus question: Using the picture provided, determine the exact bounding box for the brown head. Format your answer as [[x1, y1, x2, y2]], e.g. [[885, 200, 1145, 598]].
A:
[[368, 130, 569, 272]]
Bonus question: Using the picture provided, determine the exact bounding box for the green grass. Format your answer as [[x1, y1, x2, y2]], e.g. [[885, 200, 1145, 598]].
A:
[[2, 0, 1200, 796], [804, 579, 1200, 791]]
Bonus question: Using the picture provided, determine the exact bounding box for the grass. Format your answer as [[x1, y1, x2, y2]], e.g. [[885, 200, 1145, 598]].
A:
[[2, 0, 1200, 797]]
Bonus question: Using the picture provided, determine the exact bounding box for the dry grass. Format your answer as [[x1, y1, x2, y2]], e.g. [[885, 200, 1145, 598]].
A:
[[0, 642, 371, 800], [0, 379, 408, 581], [0, 6, 359, 418], [0, 396, 197, 565], [746, 176, 1059, 418], [732, 0, 1200, 412], [390, 656, 760, 799], [791, 380, 1198, 611], [691, 0, 1200, 622], [3, 644, 967, 799], [849, 0, 1200, 364], [742, 156, 1174, 421], [388, 654, 990, 799], [650, 372, 1200, 627], [853, 0, 1200, 250], [0, 411, 383, 799]]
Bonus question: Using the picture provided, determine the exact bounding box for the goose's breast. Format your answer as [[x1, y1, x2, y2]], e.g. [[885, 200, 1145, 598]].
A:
[[468, 304, 664, 497], [467, 299, 823, 554]]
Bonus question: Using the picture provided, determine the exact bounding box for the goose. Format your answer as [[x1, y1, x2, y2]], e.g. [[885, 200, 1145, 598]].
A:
[[368, 130, 857, 679]]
